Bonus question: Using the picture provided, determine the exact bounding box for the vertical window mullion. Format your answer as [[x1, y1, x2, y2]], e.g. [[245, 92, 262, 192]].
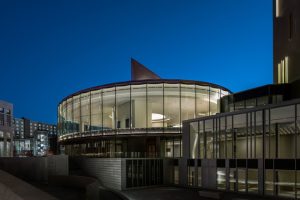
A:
[[101, 90, 103, 135], [163, 83, 165, 134], [130, 85, 132, 132], [198, 121, 200, 159], [114, 87, 117, 157], [246, 112, 248, 159], [225, 116, 227, 159], [209, 86, 211, 115], [204, 121, 206, 159], [89, 92, 92, 132], [294, 104, 297, 199]]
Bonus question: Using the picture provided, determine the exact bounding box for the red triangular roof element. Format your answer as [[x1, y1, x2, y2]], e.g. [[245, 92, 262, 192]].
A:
[[131, 58, 161, 80]]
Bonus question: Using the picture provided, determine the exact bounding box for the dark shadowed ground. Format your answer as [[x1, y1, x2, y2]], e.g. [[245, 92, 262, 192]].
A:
[[121, 187, 285, 200]]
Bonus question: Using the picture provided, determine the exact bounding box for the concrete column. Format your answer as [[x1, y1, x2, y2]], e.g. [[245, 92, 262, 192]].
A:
[[179, 157, 187, 186], [225, 159, 230, 191], [202, 159, 217, 189], [258, 159, 264, 195]]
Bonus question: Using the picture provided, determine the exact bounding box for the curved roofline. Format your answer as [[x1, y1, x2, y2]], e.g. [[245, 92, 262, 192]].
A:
[[59, 79, 232, 105]]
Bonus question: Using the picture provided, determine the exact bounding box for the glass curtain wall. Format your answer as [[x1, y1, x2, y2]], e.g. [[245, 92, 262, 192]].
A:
[[73, 95, 80, 133], [196, 85, 209, 117], [181, 84, 195, 121], [210, 87, 221, 115], [61, 101, 67, 134], [187, 101, 300, 198], [189, 122, 198, 159], [66, 98, 73, 133], [116, 86, 131, 130], [164, 84, 180, 130], [81, 92, 90, 132], [59, 83, 229, 135], [91, 90, 102, 131], [102, 88, 115, 131], [59, 82, 230, 158], [131, 85, 147, 129], [147, 84, 164, 128]]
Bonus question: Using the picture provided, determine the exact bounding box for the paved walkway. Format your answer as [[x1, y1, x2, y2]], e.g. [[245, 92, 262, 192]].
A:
[[121, 187, 285, 200], [31, 183, 86, 200]]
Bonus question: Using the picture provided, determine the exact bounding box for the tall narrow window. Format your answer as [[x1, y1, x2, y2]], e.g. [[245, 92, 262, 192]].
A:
[[285, 56, 289, 82], [277, 57, 289, 84], [276, 0, 281, 18], [281, 59, 285, 83], [278, 63, 281, 83]]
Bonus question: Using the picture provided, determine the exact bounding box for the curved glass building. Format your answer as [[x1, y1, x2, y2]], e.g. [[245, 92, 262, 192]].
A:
[[58, 59, 231, 158]]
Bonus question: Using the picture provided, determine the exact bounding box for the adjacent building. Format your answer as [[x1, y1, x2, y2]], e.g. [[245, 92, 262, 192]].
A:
[[0, 100, 13, 157], [274, 0, 300, 85], [182, 0, 300, 199], [14, 117, 57, 156]]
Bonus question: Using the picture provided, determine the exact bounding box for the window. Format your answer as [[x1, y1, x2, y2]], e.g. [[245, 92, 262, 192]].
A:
[[276, 0, 280, 17], [278, 57, 289, 84], [0, 113, 4, 126]]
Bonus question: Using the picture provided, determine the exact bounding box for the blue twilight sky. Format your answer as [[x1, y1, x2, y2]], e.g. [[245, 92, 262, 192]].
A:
[[0, 0, 273, 124]]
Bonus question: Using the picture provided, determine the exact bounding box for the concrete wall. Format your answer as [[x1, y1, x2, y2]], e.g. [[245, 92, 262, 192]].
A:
[[274, 0, 300, 84], [0, 155, 68, 182], [0, 169, 57, 200], [163, 158, 174, 185], [47, 154, 69, 176], [201, 159, 216, 189], [72, 157, 123, 190]]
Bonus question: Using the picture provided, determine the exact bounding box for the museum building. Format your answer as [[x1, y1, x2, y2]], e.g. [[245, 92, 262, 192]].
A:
[[58, 59, 230, 158], [57, 0, 300, 198]]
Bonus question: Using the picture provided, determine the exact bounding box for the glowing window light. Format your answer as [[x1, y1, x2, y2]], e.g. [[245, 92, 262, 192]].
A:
[[276, 0, 280, 18], [281, 59, 285, 83], [278, 63, 281, 83], [152, 113, 165, 121], [285, 56, 289, 83]]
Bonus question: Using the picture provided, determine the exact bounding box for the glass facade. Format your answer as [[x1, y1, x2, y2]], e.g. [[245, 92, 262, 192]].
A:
[[220, 84, 288, 113], [126, 158, 163, 188], [186, 99, 300, 198], [58, 81, 229, 157]]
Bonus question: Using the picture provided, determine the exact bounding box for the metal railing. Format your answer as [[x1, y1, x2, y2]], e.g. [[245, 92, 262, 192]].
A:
[[58, 127, 181, 142]]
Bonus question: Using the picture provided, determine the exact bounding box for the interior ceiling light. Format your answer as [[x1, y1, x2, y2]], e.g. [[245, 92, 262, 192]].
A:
[[173, 124, 182, 128], [152, 113, 165, 121]]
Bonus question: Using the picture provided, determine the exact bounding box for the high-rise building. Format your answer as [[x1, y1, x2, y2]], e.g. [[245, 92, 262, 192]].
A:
[[274, 0, 300, 84], [0, 100, 14, 157], [13, 117, 57, 156]]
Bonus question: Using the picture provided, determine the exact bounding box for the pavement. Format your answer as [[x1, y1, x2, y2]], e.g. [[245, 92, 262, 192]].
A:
[[31, 182, 86, 200], [121, 186, 286, 200]]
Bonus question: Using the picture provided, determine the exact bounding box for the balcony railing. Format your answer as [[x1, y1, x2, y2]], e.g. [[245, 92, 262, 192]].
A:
[[58, 127, 181, 142]]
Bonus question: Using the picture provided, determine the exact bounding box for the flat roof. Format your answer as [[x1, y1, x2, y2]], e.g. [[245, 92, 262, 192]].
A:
[[184, 97, 300, 124]]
